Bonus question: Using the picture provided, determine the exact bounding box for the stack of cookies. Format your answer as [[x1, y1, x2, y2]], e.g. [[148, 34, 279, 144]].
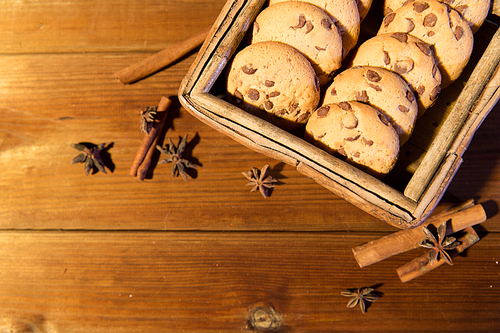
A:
[[227, 0, 363, 130], [226, 0, 490, 177]]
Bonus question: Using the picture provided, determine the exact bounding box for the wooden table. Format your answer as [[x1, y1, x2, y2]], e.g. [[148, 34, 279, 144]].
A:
[[1, 0, 499, 331]]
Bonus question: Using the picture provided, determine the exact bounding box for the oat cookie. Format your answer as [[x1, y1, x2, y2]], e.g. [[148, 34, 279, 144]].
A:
[[323, 66, 418, 145], [252, 1, 343, 86], [349, 32, 442, 115], [378, 0, 474, 87], [269, 0, 361, 57], [226, 41, 320, 130], [383, 0, 491, 33], [305, 101, 400, 177]]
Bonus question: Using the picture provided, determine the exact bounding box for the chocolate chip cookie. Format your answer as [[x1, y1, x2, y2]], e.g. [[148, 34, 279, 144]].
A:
[[323, 66, 418, 145], [378, 0, 474, 87], [227, 41, 320, 130], [383, 0, 491, 33], [349, 32, 442, 115], [252, 1, 343, 86], [269, 0, 361, 57], [305, 101, 400, 177]]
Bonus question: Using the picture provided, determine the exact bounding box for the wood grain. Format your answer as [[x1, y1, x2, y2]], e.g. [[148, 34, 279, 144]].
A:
[[0, 0, 500, 331], [0, 0, 227, 54], [0, 231, 499, 332]]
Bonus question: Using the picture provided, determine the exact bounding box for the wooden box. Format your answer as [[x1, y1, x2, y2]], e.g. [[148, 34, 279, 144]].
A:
[[179, 0, 500, 229]]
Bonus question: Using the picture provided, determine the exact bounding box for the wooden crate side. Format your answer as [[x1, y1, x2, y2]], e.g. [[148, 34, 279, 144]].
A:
[[180, 0, 267, 96], [451, 65, 500, 157], [296, 163, 414, 228], [404, 26, 500, 201], [412, 153, 463, 222], [411, 64, 500, 221]]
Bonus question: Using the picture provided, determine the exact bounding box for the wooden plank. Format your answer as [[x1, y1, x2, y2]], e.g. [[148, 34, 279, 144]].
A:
[[0, 0, 227, 54], [1, 57, 500, 231], [1, 0, 500, 233], [0, 230, 499, 332]]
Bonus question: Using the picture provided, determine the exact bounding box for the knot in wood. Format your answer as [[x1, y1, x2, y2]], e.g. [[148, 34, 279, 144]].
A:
[[247, 305, 282, 332]]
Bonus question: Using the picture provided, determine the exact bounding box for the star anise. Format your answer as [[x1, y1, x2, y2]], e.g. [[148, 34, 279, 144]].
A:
[[71, 143, 107, 176], [157, 134, 196, 181], [242, 164, 277, 198], [140, 106, 158, 134], [419, 220, 462, 265], [341, 287, 378, 314]]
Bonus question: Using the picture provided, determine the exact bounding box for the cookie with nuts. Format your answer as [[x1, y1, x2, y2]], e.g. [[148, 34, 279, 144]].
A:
[[305, 101, 400, 177], [323, 66, 418, 145], [252, 1, 343, 86], [226, 41, 320, 130], [349, 32, 441, 116], [378, 0, 474, 87]]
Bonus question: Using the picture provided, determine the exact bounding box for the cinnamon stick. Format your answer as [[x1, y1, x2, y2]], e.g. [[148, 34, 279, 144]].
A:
[[130, 96, 172, 178], [115, 26, 211, 84], [397, 226, 480, 283], [352, 202, 487, 268], [136, 127, 163, 181]]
